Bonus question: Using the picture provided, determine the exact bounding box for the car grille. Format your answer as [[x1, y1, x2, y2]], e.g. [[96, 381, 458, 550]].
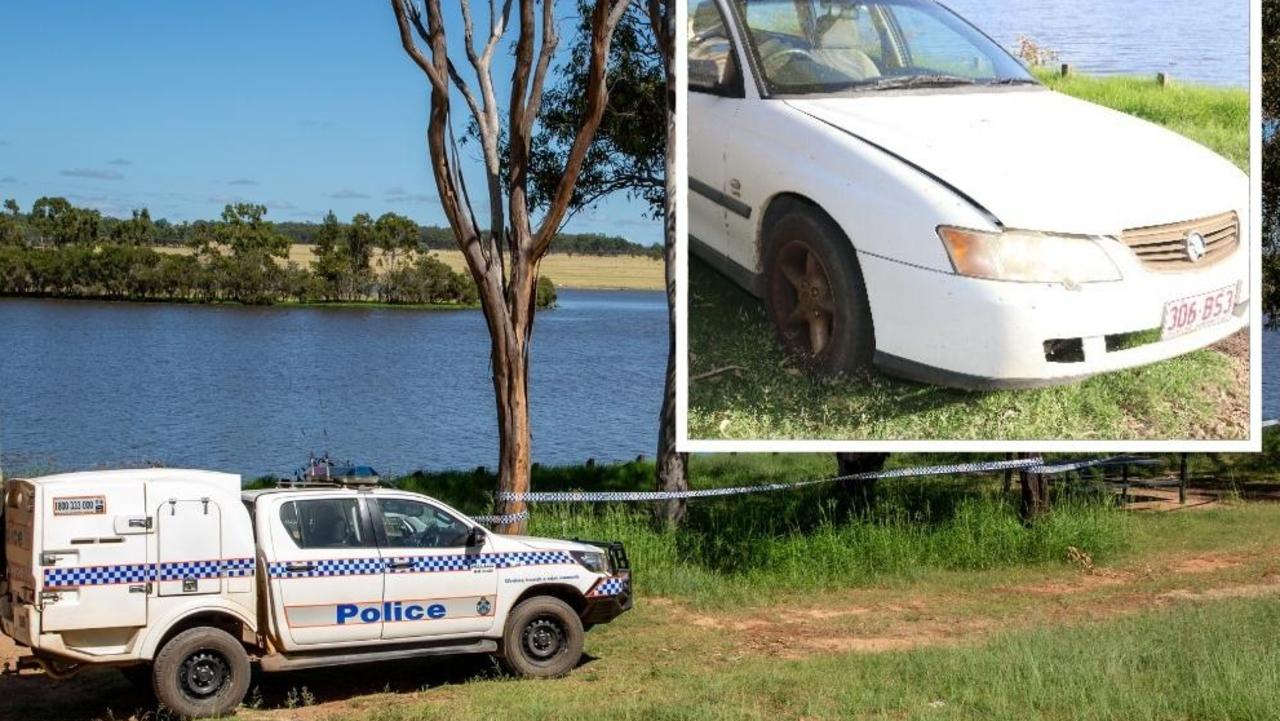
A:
[[1120, 211, 1238, 271]]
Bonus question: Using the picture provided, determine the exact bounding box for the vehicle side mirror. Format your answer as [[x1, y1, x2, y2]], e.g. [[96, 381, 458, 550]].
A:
[[689, 58, 725, 92], [466, 526, 487, 547]]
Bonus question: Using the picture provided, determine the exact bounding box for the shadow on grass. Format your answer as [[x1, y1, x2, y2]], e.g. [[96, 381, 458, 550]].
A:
[[0, 652, 601, 721]]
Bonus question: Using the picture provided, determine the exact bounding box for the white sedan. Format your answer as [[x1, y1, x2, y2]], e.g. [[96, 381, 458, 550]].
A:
[[688, 0, 1249, 389]]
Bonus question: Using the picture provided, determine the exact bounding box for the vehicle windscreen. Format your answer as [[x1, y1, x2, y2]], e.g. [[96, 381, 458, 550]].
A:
[[731, 0, 1034, 95]]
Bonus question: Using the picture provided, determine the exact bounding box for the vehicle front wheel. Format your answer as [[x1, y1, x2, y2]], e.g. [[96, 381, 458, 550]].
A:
[[498, 596, 585, 678], [152, 627, 251, 719], [764, 206, 875, 375]]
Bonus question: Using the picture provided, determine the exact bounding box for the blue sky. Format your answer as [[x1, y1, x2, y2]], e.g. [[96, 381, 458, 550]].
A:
[[0, 1, 659, 244]]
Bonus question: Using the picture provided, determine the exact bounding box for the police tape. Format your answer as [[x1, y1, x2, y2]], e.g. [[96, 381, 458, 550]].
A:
[[494, 457, 1043, 504], [1026, 455, 1162, 475], [470, 454, 1177, 525], [472, 510, 532, 525]]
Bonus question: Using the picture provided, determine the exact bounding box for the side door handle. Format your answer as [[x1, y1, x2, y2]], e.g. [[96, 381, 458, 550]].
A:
[[387, 560, 415, 571], [285, 563, 316, 573]]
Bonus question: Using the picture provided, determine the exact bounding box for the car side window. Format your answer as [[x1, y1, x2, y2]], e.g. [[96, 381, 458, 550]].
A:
[[280, 499, 372, 549], [375, 498, 472, 549], [689, 0, 744, 96]]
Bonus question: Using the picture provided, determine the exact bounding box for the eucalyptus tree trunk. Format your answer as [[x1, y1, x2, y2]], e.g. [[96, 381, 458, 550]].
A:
[[392, 0, 632, 533], [647, 0, 688, 529]]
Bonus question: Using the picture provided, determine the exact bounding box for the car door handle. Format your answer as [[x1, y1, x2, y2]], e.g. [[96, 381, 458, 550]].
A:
[[387, 560, 415, 570], [285, 563, 316, 573]]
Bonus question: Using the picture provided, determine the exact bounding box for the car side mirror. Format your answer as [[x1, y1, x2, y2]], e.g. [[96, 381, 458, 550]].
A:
[[689, 58, 724, 92], [466, 526, 487, 547]]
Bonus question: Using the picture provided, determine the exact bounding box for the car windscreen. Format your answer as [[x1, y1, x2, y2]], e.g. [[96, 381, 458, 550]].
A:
[[732, 0, 1034, 95]]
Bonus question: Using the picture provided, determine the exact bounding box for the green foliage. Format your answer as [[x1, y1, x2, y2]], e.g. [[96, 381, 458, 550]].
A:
[[391, 456, 1129, 604], [106, 208, 156, 246], [29, 196, 101, 246], [0, 199, 522, 308], [536, 274, 558, 308], [529, 0, 667, 217]]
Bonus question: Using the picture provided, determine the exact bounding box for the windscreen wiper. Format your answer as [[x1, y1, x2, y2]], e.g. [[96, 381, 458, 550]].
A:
[[868, 74, 977, 90], [987, 77, 1039, 86]]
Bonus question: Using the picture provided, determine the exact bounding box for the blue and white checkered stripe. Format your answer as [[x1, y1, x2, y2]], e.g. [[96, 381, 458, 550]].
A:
[[44, 557, 255, 589], [268, 550, 575, 579], [588, 576, 628, 597], [267, 557, 385, 579]]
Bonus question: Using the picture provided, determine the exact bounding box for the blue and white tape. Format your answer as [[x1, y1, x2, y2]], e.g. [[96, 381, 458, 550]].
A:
[[494, 457, 1043, 504], [1028, 456, 1162, 475], [472, 455, 1175, 526]]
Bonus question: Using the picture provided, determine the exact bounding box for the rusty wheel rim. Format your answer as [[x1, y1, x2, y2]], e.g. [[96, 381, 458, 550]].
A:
[[771, 239, 837, 358]]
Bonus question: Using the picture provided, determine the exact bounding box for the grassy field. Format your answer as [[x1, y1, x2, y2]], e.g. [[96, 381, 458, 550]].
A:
[[8, 471, 1279, 721], [157, 244, 665, 291], [688, 72, 1249, 441]]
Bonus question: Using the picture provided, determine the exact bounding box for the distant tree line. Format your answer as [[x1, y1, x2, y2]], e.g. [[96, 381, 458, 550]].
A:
[[0, 197, 659, 258], [0, 197, 555, 308]]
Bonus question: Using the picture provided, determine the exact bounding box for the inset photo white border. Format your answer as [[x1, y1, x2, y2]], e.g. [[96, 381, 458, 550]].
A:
[[675, 0, 1262, 452]]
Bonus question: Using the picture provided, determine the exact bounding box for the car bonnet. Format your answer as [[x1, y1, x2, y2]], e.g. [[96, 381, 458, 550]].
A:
[[783, 88, 1246, 235]]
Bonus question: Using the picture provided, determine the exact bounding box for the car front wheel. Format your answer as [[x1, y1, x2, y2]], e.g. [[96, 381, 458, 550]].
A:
[[764, 206, 875, 375], [498, 596, 585, 678]]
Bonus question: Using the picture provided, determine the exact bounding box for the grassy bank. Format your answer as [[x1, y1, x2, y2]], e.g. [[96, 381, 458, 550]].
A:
[[394, 454, 1130, 606], [688, 72, 1249, 441]]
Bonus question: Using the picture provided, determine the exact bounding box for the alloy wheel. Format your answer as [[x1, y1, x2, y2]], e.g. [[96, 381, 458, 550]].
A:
[[772, 238, 837, 357]]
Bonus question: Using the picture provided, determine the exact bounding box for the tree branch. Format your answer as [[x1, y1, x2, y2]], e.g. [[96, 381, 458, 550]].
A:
[[531, 0, 633, 255]]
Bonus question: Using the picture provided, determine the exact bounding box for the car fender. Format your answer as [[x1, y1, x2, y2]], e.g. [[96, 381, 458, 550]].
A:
[[733, 100, 999, 273], [137, 597, 258, 660]]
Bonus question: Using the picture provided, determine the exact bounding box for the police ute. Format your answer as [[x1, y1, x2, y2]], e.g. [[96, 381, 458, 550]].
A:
[[0, 469, 632, 718]]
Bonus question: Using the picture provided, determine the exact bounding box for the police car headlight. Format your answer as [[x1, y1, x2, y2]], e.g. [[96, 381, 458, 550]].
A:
[[571, 550, 608, 574]]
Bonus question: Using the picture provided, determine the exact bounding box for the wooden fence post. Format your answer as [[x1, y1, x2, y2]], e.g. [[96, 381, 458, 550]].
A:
[[1179, 453, 1188, 505], [1019, 452, 1050, 523]]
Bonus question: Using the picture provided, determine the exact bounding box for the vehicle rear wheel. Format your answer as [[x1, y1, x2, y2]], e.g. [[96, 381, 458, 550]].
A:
[[764, 206, 875, 375], [498, 596, 584, 678], [152, 627, 250, 719]]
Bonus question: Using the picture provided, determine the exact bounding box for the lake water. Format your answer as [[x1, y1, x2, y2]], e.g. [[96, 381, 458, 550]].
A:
[[0, 290, 666, 479], [1264, 330, 1280, 421], [944, 0, 1249, 88]]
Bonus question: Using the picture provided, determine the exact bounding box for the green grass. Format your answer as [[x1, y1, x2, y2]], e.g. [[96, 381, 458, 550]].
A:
[[688, 256, 1243, 440], [688, 72, 1249, 441], [293, 596, 1280, 721], [388, 455, 1133, 606]]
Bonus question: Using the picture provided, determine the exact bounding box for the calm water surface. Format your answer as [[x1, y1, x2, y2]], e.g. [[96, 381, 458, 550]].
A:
[[0, 290, 665, 478], [1264, 330, 1280, 421], [945, 0, 1248, 88]]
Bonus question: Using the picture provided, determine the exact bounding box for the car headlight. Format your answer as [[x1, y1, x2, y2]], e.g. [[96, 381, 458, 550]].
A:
[[571, 550, 609, 574], [937, 226, 1122, 287]]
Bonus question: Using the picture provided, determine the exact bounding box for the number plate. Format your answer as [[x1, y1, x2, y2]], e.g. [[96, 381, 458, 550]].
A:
[[1161, 285, 1236, 340]]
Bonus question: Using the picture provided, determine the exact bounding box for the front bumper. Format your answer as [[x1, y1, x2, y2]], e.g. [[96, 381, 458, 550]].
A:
[[860, 242, 1249, 390], [574, 539, 632, 624]]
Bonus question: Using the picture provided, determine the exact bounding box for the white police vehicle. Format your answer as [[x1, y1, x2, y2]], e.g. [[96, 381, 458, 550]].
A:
[[0, 469, 631, 718]]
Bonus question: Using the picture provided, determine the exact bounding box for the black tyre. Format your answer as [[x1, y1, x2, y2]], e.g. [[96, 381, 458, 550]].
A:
[[152, 627, 250, 719], [764, 205, 875, 375], [498, 596, 585, 678]]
